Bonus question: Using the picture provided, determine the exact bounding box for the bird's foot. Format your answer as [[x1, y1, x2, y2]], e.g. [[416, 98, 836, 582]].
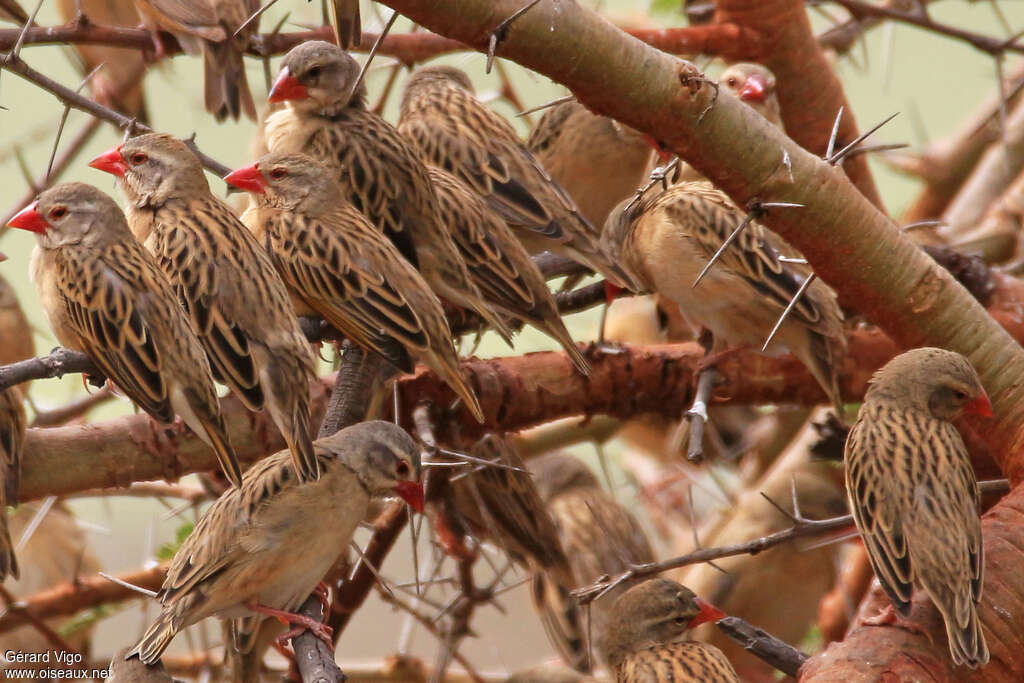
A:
[[695, 345, 746, 372], [246, 602, 335, 650], [862, 604, 927, 636], [313, 581, 331, 614]]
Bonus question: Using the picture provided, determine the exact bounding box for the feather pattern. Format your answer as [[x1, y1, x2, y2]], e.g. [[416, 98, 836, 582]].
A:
[[0, 388, 25, 579]]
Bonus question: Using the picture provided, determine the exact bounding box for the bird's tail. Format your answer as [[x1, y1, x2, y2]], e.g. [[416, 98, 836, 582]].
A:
[[203, 40, 256, 123], [531, 573, 591, 673], [181, 387, 244, 488], [0, 515, 18, 581], [945, 603, 990, 669], [426, 351, 484, 423], [538, 310, 591, 376], [127, 613, 177, 665], [262, 358, 320, 483], [330, 0, 361, 48]]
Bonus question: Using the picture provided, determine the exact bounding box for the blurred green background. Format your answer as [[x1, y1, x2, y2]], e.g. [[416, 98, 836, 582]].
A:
[[0, 0, 1018, 675]]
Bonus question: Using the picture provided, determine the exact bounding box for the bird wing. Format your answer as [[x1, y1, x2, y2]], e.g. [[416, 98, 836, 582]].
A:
[[665, 183, 839, 333], [308, 111, 433, 267], [0, 389, 25, 505], [525, 99, 579, 155], [54, 245, 178, 423], [845, 407, 916, 612], [264, 207, 437, 374], [149, 201, 264, 410], [140, 0, 225, 40]]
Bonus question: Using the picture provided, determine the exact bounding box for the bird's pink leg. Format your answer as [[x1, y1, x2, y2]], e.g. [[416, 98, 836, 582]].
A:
[[313, 582, 331, 614], [862, 604, 929, 637], [245, 602, 334, 649]]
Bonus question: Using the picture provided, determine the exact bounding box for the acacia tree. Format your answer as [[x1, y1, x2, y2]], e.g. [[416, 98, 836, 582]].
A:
[[2, 0, 1024, 681]]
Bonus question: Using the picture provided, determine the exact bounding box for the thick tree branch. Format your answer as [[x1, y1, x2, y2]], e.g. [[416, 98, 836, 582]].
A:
[[374, 0, 1024, 483]]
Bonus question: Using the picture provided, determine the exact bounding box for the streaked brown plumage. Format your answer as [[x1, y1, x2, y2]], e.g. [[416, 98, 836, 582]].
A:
[[132, 0, 257, 120], [435, 434, 571, 583], [9, 183, 243, 486], [606, 181, 846, 413], [397, 66, 639, 291], [263, 42, 512, 344], [845, 347, 991, 668], [58, 0, 148, 119], [90, 134, 320, 483], [330, 0, 359, 48], [529, 452, 656, 672], [599, 578, 737, 683], [428, 166, 590, 374], [225, 152, 484, 423], [527, 99, 655, 230], [0, 387, 25, 579], [129, 420, 424, 664]]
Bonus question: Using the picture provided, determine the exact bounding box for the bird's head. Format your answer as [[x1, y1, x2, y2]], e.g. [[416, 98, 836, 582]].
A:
[[720, 62, 780, 126], [867, 347, 992, 421], [224, 152, 334, 214], [320, 420, 424, 513], [269, 41, 366, 116], [528, 451, 600, 502], [7, 182, 129, 250], [89, 133, 208, 207]]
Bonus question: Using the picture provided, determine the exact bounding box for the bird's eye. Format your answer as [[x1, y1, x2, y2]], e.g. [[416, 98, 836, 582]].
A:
[[269, 168, 288, 180], [727, 77, 737, 86], [307, 66, 321, 79], [953, 389, 967, 400], [48, 206, 67, 220], [395, 461, 410, 478], [674, 616, 688, 625], [130, 152, 148, 165]]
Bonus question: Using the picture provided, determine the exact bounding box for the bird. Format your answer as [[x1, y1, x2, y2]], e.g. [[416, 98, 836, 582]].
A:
[[426, 165, 591, 375], [605, 180, 847, 414], [128, 420, 424, 664], [719, 62, 781, 128], [0, 271, 35, 368], [223, 151, 485, 423], [398, 65, 639, 292], [528, 451, 656, 672], [131, 0, 257, 121], [845, 347, 991, 668], [262, 41, 513, 344], [0, 387, 25, 580], [598, 578, 738, 683], [89, 134, 321, 483], [431, 434, 572, 584], [526, 98, 655, 230], [7, 182, 243, 487], [330, 0, 359, 48], [57, 0, 148, 119]]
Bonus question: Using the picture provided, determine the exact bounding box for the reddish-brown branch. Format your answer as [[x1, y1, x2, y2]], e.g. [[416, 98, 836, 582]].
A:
[[0, 566, 165, 637], [0, 22, 762, 63], [715, 0, 883, 208], [800, 483, 1024, 682]]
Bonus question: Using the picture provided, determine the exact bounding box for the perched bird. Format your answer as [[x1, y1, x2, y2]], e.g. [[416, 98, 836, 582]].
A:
[[89, 134, 320, 483], [224, 152, 484, 423], [606, 181, 846, 413], [845, 347, 991, 668], [262, 41, 512, 344], [128, 420, 424, 664], [398, 65, 638, 291], [598, 578, 737, 683], [7, 183, 243, 486], [427, 166, 590, 375], [432, 434, 571, 584], [719, 62, 781, 128], [526, 99, 655, 230], [57, 0, 148, 119], [529, 452, 656, 672], [131, 0, 257, 120], [0, 388, 25, 580]]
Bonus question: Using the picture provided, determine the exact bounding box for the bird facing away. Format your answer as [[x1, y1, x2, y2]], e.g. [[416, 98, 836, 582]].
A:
[[432, 434, 572, 584], [606, 180, 846, 413], [526, 99, 655, 230], [426, 165, 591, 375], [89, 134, 320, 483], [128, 420, 424, 664], [529, 452, 657, 672], [845, 347, 991, 668], [131, 0, 257, 120], [8, 183, 243, 486], [262, 41, 512, 344], [398, 65, 639, 292], [0, 387, 25, 580], [598, 578, 737, 683], [224, 152, 484, 423]]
